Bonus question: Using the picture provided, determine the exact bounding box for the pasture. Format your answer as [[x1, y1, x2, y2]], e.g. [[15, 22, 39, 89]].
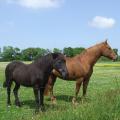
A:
[[0, 62, 120, 120]]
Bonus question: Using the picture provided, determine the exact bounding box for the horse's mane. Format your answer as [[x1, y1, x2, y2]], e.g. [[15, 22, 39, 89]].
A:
[[76, 42, 103, 58], [33, 53, 62, 66], [33, 53, 53, 65]]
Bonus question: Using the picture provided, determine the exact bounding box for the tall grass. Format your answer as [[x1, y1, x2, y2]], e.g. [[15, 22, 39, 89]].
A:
[[0, 62, 120, 120]]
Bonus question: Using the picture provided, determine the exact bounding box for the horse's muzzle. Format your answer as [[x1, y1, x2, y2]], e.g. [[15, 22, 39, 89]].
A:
[[61, 71, 68, 79], [59, 69, 68, 79], [112, 55, 118, 61]]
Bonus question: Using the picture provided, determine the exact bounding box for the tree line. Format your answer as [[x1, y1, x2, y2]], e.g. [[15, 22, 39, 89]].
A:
[[0, 46, 119, 62]]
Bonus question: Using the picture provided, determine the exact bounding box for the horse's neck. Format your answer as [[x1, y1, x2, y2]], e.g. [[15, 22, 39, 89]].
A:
[[80, 46, 102, 67], [35, 58, 53, 71]]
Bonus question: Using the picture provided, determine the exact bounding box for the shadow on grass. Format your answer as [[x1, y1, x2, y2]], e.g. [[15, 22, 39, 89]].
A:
[[21, 99, 68, 111], [21, 100, 35, 109], [46, 94, 91, 103]]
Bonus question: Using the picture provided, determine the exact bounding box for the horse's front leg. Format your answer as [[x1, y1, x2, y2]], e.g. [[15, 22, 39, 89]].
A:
[[44, 74, 57, 104], [72, 78, 83, 105], [50, 85, 57, 104], [33, 87, 40, 113], [49, 75, 57, 104], [83, 71, 93, 97]]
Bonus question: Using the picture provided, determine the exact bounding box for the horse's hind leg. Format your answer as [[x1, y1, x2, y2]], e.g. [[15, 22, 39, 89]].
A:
[[83, 71, 93, 97], [7, 80, 12, 106], [13, 83, 21, 107]]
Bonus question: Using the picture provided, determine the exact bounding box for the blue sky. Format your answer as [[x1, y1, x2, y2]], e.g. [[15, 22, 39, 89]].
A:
[[0, 0, 120, 52]]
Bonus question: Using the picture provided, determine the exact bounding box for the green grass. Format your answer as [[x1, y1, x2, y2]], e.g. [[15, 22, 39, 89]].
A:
[[0, 62, 120, 120]]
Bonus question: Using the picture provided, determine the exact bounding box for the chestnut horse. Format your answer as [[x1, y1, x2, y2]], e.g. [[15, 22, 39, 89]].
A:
[[44, 40, 117, 104]]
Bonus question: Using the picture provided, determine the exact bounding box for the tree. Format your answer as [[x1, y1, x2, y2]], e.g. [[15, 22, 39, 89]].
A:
[[1, 46, 15, 61], [63, 47, 85, 57], [21, 48, 51, 61], [0, 46, 119, 62], [34, 48, 49, 60], [63, 47, 73, 57], [73, 47, 85, 56], [13, 47, 21, 60], [21, 48, 38, 61], [113, 49, 118, 56], [53, 48, 62, 53]]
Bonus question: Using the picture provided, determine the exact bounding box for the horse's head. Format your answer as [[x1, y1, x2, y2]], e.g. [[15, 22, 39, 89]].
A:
[[52, 53, 68, 79], [101, 40, 117, 60]]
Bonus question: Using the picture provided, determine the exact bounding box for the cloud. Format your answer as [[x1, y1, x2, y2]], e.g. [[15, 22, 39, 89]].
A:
[[6, 0, 64, 9], [89, 16, 116, 29]]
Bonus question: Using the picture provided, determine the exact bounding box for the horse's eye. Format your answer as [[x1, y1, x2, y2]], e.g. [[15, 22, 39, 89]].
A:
[[58, 61, 62, 64], [55, 60, 61, 64]]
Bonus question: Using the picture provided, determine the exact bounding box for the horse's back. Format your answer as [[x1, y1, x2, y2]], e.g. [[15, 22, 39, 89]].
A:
[[5, 61, 24, 77], [12, 63, 44, 86], [6, 61, 24, 71]]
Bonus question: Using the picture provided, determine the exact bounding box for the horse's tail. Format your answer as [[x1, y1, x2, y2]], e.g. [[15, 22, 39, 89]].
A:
[[3, 73, 10, 88], [3, 61, 22, 88], [3, 63, 13, 88], [3, 81, 7, 88], [3, 78, 12, 88], [3, 67, 10, 88], [3, 66, 9, 88]]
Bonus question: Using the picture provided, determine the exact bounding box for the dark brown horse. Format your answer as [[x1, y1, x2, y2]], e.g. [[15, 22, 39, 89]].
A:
[[44, 40, 117, 104], [3, 53, 68, 112]]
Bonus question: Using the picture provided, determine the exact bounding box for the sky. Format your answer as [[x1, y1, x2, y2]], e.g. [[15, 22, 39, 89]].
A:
[[0, 0, 120, 52]]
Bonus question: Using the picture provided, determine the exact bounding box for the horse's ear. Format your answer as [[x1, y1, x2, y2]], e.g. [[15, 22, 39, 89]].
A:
[[102, 39, 108, 45], [104, 39, 108, 44], [52, 53, 59, 59]]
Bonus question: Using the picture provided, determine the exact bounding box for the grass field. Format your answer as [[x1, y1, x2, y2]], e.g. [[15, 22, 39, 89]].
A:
[[0, 62, 120, 120]]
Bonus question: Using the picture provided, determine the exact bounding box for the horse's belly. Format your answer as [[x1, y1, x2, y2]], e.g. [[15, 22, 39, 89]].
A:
[[14, 78, 33, 87], [66, 69, 84, 80]]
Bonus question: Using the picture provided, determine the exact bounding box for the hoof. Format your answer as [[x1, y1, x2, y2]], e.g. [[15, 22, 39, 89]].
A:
[[51, 96, 57, 105], [72, 97, 79, 106], [35, 109, 39, 114], [15, 101, 22, 107], [40, 106, 46, 112], [81, 96, 90, 103], [74, 102, 79, 106], [7, 105, 11, 108], [7, 103, 11, 107], [72, 97, 76, 104]]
